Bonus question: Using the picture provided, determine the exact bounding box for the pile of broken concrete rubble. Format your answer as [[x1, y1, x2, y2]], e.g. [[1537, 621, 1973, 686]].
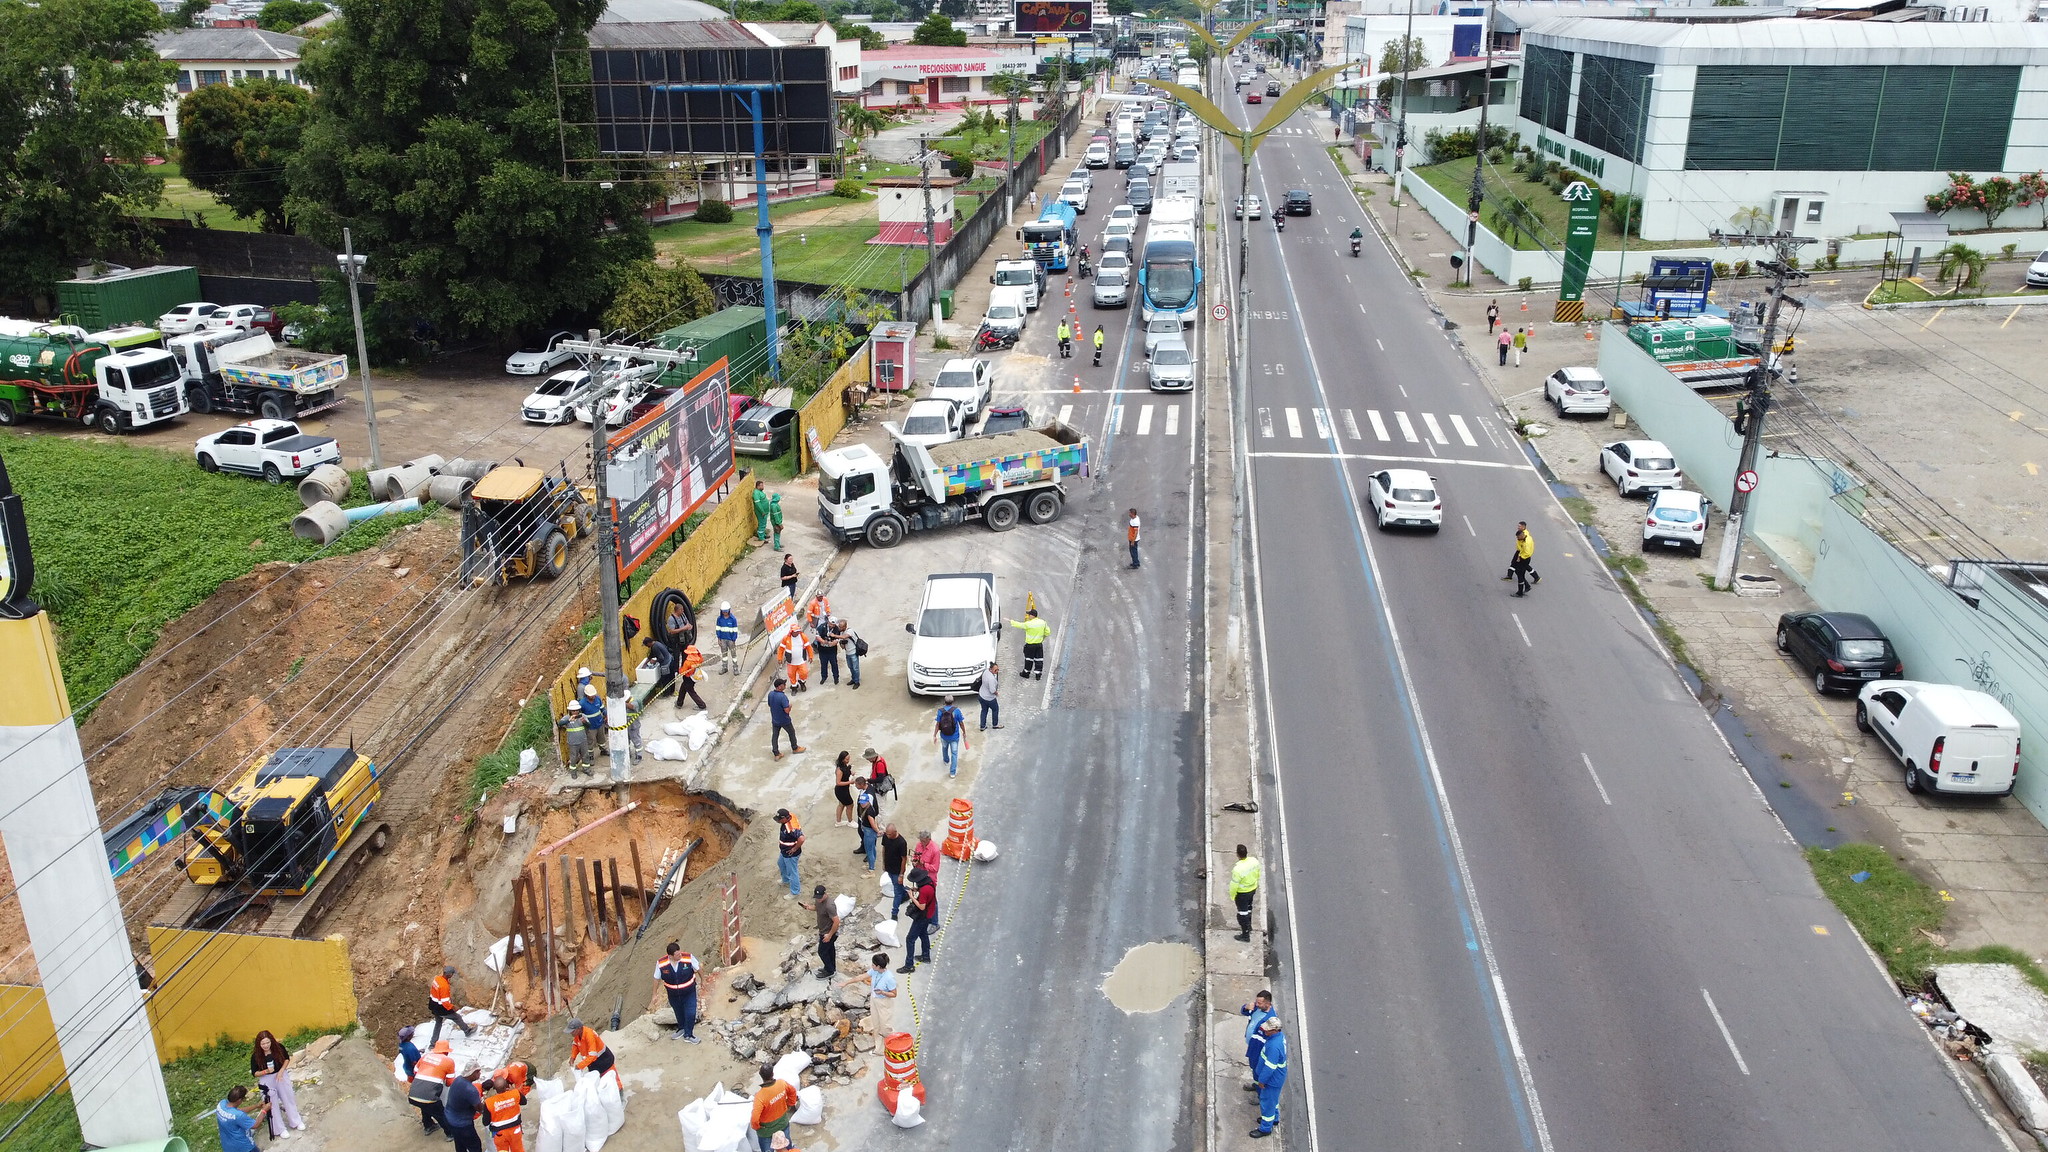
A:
[[704, 919, 894, 1084]]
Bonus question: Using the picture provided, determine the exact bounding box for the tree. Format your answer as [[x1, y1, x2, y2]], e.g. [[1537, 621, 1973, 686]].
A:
[[177, 79, 310, 230], [838, 103, 889, 150], [0, 0, 172, 302], [1375, 34, 1427, 103], [866, 0, 902, 16], [601, 259, 715, 337], [285, 0, 652, 343], [166, 0, 210, 27], [909, 12, 967, 45], [1936, 242, 1985, 289], [831, 18, 886, 50], [936, 0, 971, 18], [258, 0, 327, 31]]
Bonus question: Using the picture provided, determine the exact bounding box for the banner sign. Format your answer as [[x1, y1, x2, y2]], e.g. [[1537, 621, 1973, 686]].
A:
[[1557, 180, 1600, 305], [1015, 0, 1093, 34], [604, 356, 735, 581]]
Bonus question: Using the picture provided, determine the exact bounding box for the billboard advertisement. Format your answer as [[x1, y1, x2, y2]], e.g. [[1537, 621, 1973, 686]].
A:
[[1015, 0, 1092, 34], [604, 357, 735, 581]]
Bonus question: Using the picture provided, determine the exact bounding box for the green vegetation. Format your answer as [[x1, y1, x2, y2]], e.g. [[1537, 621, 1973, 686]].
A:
[[176, 79, 311, 231], [650, 195, 928, 293], [1413, 157, 1699, 253], [140, 166, 261, 233], [3, 433, 433, 714], [1808, 843, 2048, 993], [934, 114, 1055, 164], [470, 696, 555, 805], [0, 1028, 339, 1152], [1867, 279, 1940, 306]]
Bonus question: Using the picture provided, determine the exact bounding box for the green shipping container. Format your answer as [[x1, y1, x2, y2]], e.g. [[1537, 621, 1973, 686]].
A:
[[55, 266, 202, 330], [1627, 316, 1737, 364], [654, 305, 786, 391]]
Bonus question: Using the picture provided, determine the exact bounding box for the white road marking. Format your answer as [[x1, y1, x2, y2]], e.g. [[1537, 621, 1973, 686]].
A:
[[1341, 409, 1361, 440], [1367, 410, 1389, 441], [1137, 404, 1154, 435], [1058, 404, 1073, 425], [1395, 412, 1419, 442], [1165, 404, 1180, 436], [1311, 408, 1331, 440], [1422, 413, 1449, 444], [1511, 612, 1532, 648], [1462, 515, 1477, 536], [1580, 754, 1613, 805], [1285, 407, 1303, 438], [1248, 451, 1536, 471], [1702, 989, 1751, 1075], [1398, 384, 1409, 398], [1110, 404, 1123, 433], [1449, 414, 1478, 447], [1375, 338, 1384, 351], [1259, 407, 1273, 438]]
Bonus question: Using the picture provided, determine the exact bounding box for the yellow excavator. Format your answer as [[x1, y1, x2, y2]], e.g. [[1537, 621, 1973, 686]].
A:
[[106, 746, 391, 934]]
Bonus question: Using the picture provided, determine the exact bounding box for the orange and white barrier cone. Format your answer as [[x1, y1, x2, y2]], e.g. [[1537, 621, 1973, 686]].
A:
[[877, 1031, 926, 1113], [941, 798, 977, 861]]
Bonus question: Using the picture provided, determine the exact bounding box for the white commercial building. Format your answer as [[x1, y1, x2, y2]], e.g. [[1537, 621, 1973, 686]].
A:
[[1512, 16, 2048, 240], [148, 28, 308, 140], [857, 45, 1034, 109]]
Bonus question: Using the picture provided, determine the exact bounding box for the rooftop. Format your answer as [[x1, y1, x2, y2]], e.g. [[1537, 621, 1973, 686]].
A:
[[151, 27, 304, 61]]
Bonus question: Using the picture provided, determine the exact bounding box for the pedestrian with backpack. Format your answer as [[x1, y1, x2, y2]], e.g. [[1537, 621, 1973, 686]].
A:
[[841, 622, 867, 689], [933, 697, 968, 777]]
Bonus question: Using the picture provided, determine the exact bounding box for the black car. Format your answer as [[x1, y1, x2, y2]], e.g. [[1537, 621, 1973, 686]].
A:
[[733, 404, 797, 458], [1775, 611, 1903, 694], [1284, 189, 1313, 216], [1114, 143, 1137, 169], [1266, 80, 1281, 96], [980, 404, 1029, 436], [1127, 180, 1155, 212]]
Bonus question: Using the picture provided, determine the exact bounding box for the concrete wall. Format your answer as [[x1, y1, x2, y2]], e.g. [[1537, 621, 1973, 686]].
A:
[[796, 339, 872, 473], [1595, 326, 2048, 827]]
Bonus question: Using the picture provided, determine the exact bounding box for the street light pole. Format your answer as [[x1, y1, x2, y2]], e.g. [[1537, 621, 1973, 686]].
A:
[[338, 227, 382, 471], [1460, 4, 1493, 285]]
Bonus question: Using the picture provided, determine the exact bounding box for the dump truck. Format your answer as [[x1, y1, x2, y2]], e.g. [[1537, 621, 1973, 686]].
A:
[[105, 746, 392, 934], [459, 464, 597, 585], [167, 330, 347, 419], [817, 422, 1090, 548], [0, 326, 187, 431]]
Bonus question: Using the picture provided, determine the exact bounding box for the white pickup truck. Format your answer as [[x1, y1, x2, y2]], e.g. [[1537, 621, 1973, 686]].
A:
[[194, 418, 341, 484]]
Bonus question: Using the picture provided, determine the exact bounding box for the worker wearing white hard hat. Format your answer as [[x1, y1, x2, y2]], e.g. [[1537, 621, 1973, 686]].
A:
[[714, 601, 743, 675]]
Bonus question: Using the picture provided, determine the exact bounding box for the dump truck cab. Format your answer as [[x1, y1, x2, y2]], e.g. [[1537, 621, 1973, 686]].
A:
[[461, 465, 595, 585]]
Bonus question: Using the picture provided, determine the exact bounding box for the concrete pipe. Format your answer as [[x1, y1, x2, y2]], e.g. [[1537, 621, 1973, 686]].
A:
[[424, 474, 474, 508], [374, 461, 440, 502], [444, 457, 499, 480], [297, 463, 352, 509], [291, 498, 423, 546], [404, 453, 448, 475], [365, 466, 402, 502]]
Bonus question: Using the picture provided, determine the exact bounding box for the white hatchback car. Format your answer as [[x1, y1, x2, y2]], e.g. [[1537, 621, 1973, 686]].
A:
[[1601, 439, 1683, 496], [1143, 316, 1181, 357], [1642, 489, 1709, 555], [1104, 204, 1138, 231], [1366, 468, 1442, 531], [1098, 252, 1132, 280], [157, 302, 221, 334], [1545, 366, 1611, 416], [897, 398, 965, 448]]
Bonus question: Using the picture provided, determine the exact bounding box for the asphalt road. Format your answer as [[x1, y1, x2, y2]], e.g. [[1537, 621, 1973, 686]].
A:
[[910, 150, 1207, 1149], [1218, 64, 2012, 1152]]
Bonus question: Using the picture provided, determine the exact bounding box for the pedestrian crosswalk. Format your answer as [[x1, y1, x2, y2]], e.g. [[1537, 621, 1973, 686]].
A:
[[1051, 402, 1189, 436], [1255, 406, 1483, 447]]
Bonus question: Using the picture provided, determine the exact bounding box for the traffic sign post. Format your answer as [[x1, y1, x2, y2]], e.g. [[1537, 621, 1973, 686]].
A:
[[1211, 303, 1229, 322], [1735, 470, 1758, 493]]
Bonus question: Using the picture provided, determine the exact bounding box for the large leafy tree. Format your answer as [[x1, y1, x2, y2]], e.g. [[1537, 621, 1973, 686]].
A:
[[178, 79, 310, 231], [258, 0, 328, 30], [910, 12, 967, 45], [601, 259, 715, 338], [1375, 34, 1428, 103], [285, 0, 651, 342], [0, 0, 172, 302]]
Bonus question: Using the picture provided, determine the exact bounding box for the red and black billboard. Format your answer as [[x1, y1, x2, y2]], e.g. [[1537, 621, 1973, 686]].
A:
[[604, 357, 735, 581], [1015, 0, 1092, 34]]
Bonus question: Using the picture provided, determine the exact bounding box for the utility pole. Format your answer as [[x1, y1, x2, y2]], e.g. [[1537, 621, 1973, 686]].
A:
[[1389, 0, 1416, 219], [1461, 4, 1493, 285], [1707, 230, 1811, 590], [338, 228, 383, 471], [1004, 80, 1020, 226], [555, 333, 698, 784], [919, 134, 938, 326]]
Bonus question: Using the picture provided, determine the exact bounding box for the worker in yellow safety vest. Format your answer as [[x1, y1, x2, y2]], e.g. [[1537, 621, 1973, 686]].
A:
[[1229, 844, 1261, 942], [1006, 608, 1051, 680]]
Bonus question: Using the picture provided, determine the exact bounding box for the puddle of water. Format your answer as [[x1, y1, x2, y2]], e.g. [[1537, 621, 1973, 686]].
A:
[[1101, 941, 1201, 1014]]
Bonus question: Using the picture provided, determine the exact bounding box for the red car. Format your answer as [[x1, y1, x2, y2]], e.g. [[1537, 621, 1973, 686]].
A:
[[1246, 91, 1263, 104]]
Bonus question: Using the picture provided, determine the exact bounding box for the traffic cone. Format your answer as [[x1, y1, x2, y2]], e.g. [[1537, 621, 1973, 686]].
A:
[[941, 798, 977, 861], [1072, 376, 1081, 393], [877, 1031, 926, 1114], [1584, 326, 1595, 341], [1520, 298, 1528, 312]]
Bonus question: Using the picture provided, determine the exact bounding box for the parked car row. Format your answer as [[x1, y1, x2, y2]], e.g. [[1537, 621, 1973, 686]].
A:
[[158, 302, 285, 338]]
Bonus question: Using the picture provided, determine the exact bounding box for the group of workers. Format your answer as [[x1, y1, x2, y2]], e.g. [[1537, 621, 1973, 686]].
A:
[[397, 1009, 615, 1152]]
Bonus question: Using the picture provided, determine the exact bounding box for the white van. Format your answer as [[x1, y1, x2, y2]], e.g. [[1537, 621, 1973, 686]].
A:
[[982, 285, 1030, 338], [990, 258, 1043, 310], [1857, 680, 2022, 796]]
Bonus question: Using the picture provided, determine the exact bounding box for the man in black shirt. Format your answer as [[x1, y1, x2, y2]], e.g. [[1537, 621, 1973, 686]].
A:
[[880, 824, 910, 919]]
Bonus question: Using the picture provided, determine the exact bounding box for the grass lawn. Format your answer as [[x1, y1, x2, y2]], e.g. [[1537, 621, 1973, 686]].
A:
[[933, 118, 1057, 164], [651, 194, 929, 293], [1, 431, 434, 714], [1867, 279, 1941, 305], [137, 161, 259, 233], [1414, 156, 1701, 254], [0, 1029, 338, 1152], [1807, 843, 2048, 993]]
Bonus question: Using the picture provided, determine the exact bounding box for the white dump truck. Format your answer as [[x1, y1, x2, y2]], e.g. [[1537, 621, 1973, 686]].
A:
[[168, 330, 347, 421], [817, 422, 1090, 548]]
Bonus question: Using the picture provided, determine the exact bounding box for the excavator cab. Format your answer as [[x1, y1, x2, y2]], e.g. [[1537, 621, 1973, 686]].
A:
[[461, 465, 595, 585]]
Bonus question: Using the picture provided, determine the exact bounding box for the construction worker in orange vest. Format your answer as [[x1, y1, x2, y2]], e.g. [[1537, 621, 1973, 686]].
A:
[[566, 1017, 614, 1076], [429, 964, 474, 1041], [676, 644, 708, 712], [492, 1061, 533, 1104], [780, 628, 812, 692], [805, 593, 831, 632], [407, 1040, 455, 1134], [484, 1076, 525, 1152]]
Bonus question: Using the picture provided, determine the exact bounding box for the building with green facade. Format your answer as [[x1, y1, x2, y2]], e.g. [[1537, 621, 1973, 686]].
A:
[[1512, 17, 2048, 241]]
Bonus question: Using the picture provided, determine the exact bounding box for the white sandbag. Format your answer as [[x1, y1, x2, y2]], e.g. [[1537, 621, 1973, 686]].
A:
[[646, 737, 688, 762], [391, 1054, 408, 1086], [597, 1067, 625, 1135], [833, 893, 855, 918], [677, 711, 718, 751], [890, 1089, 926, 1128], [772, 1051, 810, 1086], [678, 1083, 751, 1152], [577, 1070, 609, 1151], [878, 872, 895, 896], [873, 920, 901, 948], [540, 1089, 586, 1152], [663, 721, 694, 736], [533, 1077, 565, 1103], [972, 839, 998, 862], [792, 1084, 825, 1126], [519, 747, 539, 774]]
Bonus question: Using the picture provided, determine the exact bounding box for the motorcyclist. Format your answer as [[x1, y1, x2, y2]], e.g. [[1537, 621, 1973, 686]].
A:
[[1350, 226, 1363, 255], [1275, 214, 1285, 232]]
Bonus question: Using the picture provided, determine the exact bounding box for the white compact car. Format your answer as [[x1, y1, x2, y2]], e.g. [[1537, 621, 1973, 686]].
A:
[[929, 357, 994, 418], [521, 368, 583, 424], [905, 572, 1000, 697], [1085, 141, 1112, 168], [897, 398, 965, 448], [1092, 267, 1131, 308], [1235, 196, 1263, 220], [1601, 439, 1683, 496], [1143, 316, 1181, 357], [1545, 366, 1611, 416], [1857, 680, 2022, 796], [1643, 489, 1709, 555], [157, 302, 221, 334], [505, 331, 578, 375], [1366, 468, 1442, 531], [199, 304, 266, 333], [1146, 336, 1194, 392]]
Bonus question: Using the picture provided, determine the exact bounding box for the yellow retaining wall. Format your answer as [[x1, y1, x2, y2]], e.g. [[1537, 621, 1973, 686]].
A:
[[0, 929, 357, 1100], [796, 341, 871, 474]]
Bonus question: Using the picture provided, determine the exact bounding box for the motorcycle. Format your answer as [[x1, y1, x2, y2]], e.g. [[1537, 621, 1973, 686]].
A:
[[1275, 216, 1285, 233], [1350, 237, 1362, 257], [1078, 256, 1092, 279], [974, 325, 1019, 353]]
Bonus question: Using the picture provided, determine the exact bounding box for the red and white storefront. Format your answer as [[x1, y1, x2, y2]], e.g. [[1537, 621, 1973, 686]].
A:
[[858, 46, 1034, 110]]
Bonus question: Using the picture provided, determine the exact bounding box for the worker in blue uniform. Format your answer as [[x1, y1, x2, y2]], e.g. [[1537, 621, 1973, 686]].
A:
[[1250, 1015, 1287, 1139]]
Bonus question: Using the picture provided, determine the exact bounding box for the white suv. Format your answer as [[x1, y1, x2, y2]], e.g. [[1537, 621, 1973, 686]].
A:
[[1545, 366, 1611, 417], [1367, 468, 1443, 531], [929, 358, 994, 418], [1600, 439, 1683, 496], [905, 572, 1000, 696]]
